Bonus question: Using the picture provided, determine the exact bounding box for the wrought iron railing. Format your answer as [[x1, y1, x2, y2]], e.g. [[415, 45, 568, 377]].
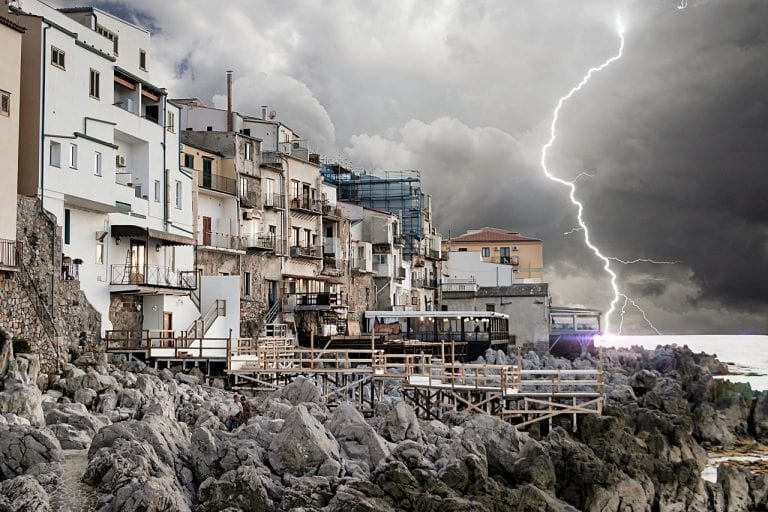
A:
[[263, 193, 285, 209], [289, 245, 322, 259], [293, 292, 346, 308], [244, 234, 280, 251], [0, 239, 20, 268], [289, 197, 322, 213], [199, 231, 244, 251], [110, 264, 197, 289], [199, 171, 237, 195]]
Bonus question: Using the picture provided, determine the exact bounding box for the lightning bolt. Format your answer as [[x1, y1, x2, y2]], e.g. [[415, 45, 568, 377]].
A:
[[563, 227, 584, 236], [540, 14, 625, 335], [618, 295, 629, 334], [677, 0, 688, 9], [608, 257, 679, 265], [620, 293, 662, 335]]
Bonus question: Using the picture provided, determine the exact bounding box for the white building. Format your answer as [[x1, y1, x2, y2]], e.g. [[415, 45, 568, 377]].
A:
[[15, 1, 198, 339]]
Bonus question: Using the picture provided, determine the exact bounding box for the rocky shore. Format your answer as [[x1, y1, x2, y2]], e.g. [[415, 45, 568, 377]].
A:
[[1, 339, 768, 511]]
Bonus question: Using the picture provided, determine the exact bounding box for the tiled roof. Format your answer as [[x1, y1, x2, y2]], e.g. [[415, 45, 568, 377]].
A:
[[0, 15, 26, 33], [451, 227, 541, 243]]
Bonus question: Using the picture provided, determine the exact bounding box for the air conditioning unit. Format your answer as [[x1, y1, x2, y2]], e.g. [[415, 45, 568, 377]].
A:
[[494, 247, 500, 251], [242, 210, 253, 220], [116, 155, 127, 167], [512, 246, 519, 251]]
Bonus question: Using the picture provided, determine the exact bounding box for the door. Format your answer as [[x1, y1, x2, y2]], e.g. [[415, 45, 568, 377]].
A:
[[202, 216, 212, 246], [129, 240, 146, 284], [202, 158, 212, 188], [162, 312, 173, 348]]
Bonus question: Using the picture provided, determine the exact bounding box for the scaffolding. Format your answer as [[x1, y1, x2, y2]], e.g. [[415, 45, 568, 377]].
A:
[[321, 164, 429, 257]]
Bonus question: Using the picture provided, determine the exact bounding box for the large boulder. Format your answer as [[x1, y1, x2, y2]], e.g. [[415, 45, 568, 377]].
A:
[[268, 405, 341, 477], [44, 402, 106, 436], [380, 401, 421, 443], [0, 424, 64, 481], [0, 475, 51, 512], [0, 359, 44, 426], [328, 404, 390, 473], [266, 376, 322, 406], [198, 465, 274, 512]]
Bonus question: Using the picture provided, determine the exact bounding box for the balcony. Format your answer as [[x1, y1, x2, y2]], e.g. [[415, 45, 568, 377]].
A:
[[292, 292, 347, 310], [244, 234, 280, 252], [0, 239, 20, 270], [289, 197, 322, 215], [200, 171, 237, 195], [440, 278, 479, 293], [321, 202, 343, 219], [199, 231, 244, 251], [412, 277, 438, 289], [352, 258, 372, 273], [426, 249, 441, 260], [110, 264, 197, 290], [263, 193, 286, 209], [289, 245, 322, 259], [395, 267, 407, 280], [393, 234, 405, 246]]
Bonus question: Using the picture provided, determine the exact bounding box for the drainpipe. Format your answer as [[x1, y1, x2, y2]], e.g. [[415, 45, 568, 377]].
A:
[[162, 95, 168, 231]]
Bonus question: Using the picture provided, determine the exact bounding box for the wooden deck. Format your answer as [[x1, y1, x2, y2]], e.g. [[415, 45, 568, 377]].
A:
[[227, 338, 604, 430]]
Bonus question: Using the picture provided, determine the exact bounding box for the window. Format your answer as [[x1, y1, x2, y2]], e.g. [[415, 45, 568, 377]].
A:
[[154, 180, 161, 202], [292, 227, 300, 246], [69, 144, 78, 169], [93, 152, 102, 176], [243, 272, 251, 297], [291, 180, 300, 201], [64, 209, 71, 245], [239, 176, 248, 197], [374, 254, 388, 265], [245, 142, 253, 161], [89, 69, 100, 99], [97, 25, 118, 55], [183, 153, 194, 169], [166, 110, 175, 132], [50, 141, 61, 167], [96, 239, 104, 264], [458, 248, 467, 252], [0, 91, 9, 116], [51, 47, 65, 69], [175, 180, 182, 209], [481, 247, 490, 258], [304, 229, 311, 248], [139, 49, 147, 70]]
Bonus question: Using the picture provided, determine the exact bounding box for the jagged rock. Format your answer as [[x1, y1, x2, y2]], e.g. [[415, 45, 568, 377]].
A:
[[380, 401, 421, 443], [327, 404, 390, 473], [0, 424, 63, 480], [266, 376, 322, 406], [0, 475, 51, 512], [693, 402, 738, 447], [66, 367, 119, 395], [374, 460, 421, 508], [44, 402, 106, 436], [73, 351, 106, 368], [0, 334, 12, 377], [2, 412, 30, 426], [158, 368, 174, 381], [72, 387, 97, 409], [268, 404, 341, 477], [322, 482, 393, 512], [454, 414, 522, 479], [175, 372, 200, 386], [607, 383, 637, 404], [198, 465, 274, 512], [48, 423, 92, 449], [0, 359, 45, 426]]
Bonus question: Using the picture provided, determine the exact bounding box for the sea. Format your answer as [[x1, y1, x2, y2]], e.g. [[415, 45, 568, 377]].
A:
[[595, 335, 768, 391]]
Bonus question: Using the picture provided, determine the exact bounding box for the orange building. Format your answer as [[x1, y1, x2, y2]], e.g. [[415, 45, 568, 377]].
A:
[[444, 227, 543, 281]]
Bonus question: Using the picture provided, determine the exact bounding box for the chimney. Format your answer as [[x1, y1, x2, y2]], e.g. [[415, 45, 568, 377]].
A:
[[226, 71, 233, 132], [262, 105, 268, 120]]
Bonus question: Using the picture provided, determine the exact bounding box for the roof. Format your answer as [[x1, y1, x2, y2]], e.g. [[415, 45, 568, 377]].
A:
[[451, 227, 541, 243], [0, 15, 26, 33], [364, 310, 509, 320]]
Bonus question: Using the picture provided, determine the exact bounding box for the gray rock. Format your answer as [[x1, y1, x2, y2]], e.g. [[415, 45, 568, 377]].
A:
[[380, 401, 421, 443], [73, 387, 97, 409], [198, 465, 274, 512], [0, 359, 45, 426], [0, 424, 64, 481], [44, 402, 106, 436], [328, 404, 390, 473], [175, 372, 200, 386], [0, 475, 51, 512], [268, 405, 341, 477], [48, 423, 92, 449], [266, 376, 322, 406]]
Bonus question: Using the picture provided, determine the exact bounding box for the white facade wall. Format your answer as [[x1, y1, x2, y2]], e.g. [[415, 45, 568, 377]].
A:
[[445, 251, 526, 287]]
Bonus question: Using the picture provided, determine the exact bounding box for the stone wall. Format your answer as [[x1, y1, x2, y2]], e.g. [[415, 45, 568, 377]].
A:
[[109, 295, 143, 334], [345, 272, 376, 328], [0, 271, 44, 351]]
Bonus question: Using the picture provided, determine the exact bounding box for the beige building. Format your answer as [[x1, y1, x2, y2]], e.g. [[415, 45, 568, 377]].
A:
[[0, 16, 24, 265], [444, 227, 543, 282]]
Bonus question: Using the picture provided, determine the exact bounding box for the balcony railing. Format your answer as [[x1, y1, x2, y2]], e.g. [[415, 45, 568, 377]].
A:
[[199, 231, 244, 251], [352, 258, 370, 272], [441, 278, 479, 293], [289, 245, 322, 259], [412, 278, 438, 289], [244, 234, 280, 251], [0, 238, 20, 269], [200, 171, 237, 195], [263, 193, 286, 209], [426, 249, 441, 260], [396, 267, 407, 280], [393, 234, 405, 246], [289, 197, 322, 214], [321, 202, 343, 218], [110, 264, 197, 289], [293, 292, 346, 309]]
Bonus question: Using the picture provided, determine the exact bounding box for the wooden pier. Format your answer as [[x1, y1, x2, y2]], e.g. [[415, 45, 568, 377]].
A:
[[226, 337, 604, 430]]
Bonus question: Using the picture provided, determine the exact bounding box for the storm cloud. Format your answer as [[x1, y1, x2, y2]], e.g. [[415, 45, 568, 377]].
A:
[[83, 0, 768, 334]]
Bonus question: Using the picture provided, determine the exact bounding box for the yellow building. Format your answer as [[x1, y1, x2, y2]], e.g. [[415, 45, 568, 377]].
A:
[[0, 16, 24, 267], [444, 227, 543, 281]]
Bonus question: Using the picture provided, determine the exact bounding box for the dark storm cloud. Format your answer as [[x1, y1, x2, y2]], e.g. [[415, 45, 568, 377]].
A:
[[84, 0, 767, 333]]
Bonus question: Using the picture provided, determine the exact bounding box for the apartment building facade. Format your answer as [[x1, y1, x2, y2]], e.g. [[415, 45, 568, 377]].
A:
[[13, 2, 200, 340], [0, 15, 24, 269]]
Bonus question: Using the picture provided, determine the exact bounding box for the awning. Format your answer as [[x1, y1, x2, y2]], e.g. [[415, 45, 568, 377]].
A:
[[111, 225, 195, 246]]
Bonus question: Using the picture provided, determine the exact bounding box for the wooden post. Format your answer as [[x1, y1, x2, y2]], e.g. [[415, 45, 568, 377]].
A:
[[310, 328, 315, 369]]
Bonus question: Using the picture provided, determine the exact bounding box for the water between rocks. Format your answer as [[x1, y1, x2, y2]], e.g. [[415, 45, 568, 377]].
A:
[[50, 449, 100, 511]]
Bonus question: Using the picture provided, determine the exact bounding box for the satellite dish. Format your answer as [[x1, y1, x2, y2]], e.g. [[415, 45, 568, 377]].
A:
[[269, 110, 277, 120]]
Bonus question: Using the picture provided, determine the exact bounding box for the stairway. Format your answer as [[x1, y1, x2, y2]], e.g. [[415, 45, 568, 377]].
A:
[[185, 299, 225, 339]]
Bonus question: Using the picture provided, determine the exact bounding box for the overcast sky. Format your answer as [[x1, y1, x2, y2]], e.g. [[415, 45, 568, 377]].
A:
[[83, 0, 767, 335]]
